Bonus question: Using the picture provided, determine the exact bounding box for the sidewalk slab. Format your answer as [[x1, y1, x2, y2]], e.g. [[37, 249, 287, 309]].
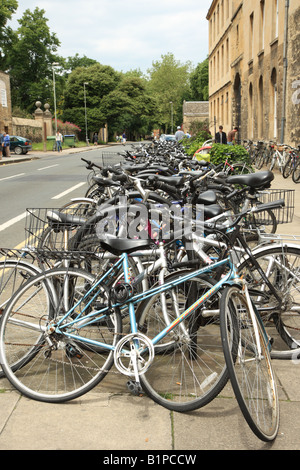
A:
[[0, 392, 171, 451]]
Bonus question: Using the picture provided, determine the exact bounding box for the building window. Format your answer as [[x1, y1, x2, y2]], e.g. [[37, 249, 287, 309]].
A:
[[226, 38, 229, 72], [271, 68, 278, 139], [273, 0, 279, 38], [249, 83, 254, 138], [0, 81, 7, 108], [249, 13, 254, 59], [260, 0, 265, 51], [258, 76, 264, 137]]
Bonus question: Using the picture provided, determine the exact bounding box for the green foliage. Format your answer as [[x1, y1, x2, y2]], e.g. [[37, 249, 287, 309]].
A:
[[181, 122, 212, 156], [146, 53, 192, 132], [7, 7, 61, 112], [209, 144, 251, 165], [0, 0, 18, 69], [189, 58, 209, 101]]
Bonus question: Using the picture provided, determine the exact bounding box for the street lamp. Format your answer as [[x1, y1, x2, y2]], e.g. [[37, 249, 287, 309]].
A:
[[84, 82, 89, 145], [52, 62, 60, 135], [170, 101, 173, 134]]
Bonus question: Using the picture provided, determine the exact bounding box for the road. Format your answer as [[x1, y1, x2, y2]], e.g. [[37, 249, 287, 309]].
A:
[[0, 144, 127, 248]]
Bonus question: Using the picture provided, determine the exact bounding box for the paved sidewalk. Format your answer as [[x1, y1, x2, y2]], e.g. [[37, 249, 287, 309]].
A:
[[0, 162, 299, 451]]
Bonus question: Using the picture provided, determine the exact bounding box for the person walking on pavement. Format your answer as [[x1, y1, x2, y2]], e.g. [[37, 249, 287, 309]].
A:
[[227, 127, 239, 145], [56, 131, 63, 152], [2, 132, 10, 157], [175, 126, 185, 142], [215, 126, 227, 144]]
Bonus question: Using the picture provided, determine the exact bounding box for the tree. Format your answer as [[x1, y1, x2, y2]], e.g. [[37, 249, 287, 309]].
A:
[[0, 0, 18, 70], [64, 54, 98, 73], [101, 76, 157, 139], [189, 58, 209, 102], [63, 63, 121, 136], [7, 7, 61, 112], [147, 53, 192, 132]]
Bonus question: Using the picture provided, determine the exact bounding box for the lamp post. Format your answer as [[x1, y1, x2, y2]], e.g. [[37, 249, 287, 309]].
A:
[[84, 82, 89, 145], [170, 101, 173, 134], [52, 62, 59, 135]]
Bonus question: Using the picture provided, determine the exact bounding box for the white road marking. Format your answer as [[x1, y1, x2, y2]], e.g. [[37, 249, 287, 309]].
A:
[[51, 182, 85, 200], [0, 173, 25, 182], [37, 164, 59, 171], [0, 211, 28, 232]]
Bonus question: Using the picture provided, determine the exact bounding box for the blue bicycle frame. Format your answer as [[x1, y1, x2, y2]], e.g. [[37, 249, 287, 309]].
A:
[[54, 250, 239, 352]]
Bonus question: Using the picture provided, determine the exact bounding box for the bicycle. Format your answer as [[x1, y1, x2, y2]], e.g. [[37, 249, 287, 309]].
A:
[[268, 143, 289, 174], [0, 199, 284, 441]]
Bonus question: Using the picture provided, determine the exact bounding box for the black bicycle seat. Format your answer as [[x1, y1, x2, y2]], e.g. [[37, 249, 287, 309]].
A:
[[226, 170, 274, 188]]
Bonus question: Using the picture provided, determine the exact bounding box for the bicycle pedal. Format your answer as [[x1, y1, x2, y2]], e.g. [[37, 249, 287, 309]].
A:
[[66, 344, 83, 359], [127, 380, 144, 396]]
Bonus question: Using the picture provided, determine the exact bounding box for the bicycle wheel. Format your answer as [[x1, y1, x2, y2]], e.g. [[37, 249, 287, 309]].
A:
[[137, 272, 229, 412], [292, 159, 300, 183], [225, 163, 253, 176], [0, 267, 122, 403], [0, 257, 43, 378], [238, 244, 300, 359], [254, 152, 264, 170], [220, 286, 279, 442], [282, 156, 293, 179]]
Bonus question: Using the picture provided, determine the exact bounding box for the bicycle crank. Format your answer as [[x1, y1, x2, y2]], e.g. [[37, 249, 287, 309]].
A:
[[113, 333, 154, 379]]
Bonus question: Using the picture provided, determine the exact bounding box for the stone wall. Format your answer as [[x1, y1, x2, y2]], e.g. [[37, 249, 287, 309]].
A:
[[12, 117, 43, 142], [183, 101, 209, 132]]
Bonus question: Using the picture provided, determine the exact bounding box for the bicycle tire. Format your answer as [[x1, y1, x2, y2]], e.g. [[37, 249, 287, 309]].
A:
[[0, 267, 122, 403], [137, 272, 229, 412], [292, 159, 300, 183], [220, 286, 279, 442], [0, 258, 43, 378], [238, 244, 300, 359], [282, 156, 293, 179]]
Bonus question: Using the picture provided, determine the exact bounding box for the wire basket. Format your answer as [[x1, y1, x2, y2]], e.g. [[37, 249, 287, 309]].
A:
[[257, 189, 295, 224], [24, 207, 95, 252], [101, 152, 125, 167]]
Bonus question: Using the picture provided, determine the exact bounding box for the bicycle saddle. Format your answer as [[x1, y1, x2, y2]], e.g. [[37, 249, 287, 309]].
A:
[[204, 204, 223, 219], [46, 210, 87, 228], [100, 237, 151, 255], [197, 190, 217, 205], [226, 170, 274, 188]]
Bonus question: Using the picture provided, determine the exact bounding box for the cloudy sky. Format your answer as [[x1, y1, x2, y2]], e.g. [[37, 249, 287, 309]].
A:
[[8, 0, 211, 73]]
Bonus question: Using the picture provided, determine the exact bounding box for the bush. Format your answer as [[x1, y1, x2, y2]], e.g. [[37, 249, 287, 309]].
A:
[[209, 144, 251, 165]]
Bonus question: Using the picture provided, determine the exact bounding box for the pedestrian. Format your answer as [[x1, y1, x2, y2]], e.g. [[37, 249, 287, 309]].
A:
[[93, 132, 98, 146], [0, 134, 4, 159], [215, 126, 227, 144], [56, 131, 63, 152], [227, 127, 239, 145], [2, 132, 10, 157], [122, 131, 126, 144], [175, 126, 185, 142]]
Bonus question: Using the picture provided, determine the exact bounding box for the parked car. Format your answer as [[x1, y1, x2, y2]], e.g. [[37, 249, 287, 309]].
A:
[[9, 136, 32, 155], [159, 134, 176, 142]]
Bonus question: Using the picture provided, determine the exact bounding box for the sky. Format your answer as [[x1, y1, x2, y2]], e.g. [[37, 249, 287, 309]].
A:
[[8, 0, 211, 73]]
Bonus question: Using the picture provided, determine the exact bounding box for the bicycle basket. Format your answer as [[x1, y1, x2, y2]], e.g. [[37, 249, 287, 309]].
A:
[[101, 152, 125, 167], [24, 207, 94, 252], [257, 189, 295, 224]]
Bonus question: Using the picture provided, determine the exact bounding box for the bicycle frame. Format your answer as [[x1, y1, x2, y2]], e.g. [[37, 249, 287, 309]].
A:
[[51, 252, 235, 354]]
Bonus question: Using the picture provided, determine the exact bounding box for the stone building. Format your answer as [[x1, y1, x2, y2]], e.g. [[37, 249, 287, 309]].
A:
[[206, 0, 300, 146], [0, 71, 12, 134], [182, 101, 209, 132]]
